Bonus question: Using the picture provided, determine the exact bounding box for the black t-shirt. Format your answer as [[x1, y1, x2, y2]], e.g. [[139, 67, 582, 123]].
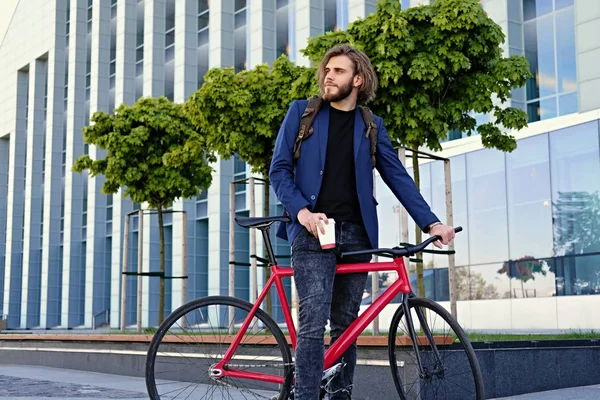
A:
[[313, 105, 362, 223]]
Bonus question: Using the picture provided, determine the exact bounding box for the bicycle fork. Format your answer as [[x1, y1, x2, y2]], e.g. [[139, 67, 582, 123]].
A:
[[402, 294, 445, 379]]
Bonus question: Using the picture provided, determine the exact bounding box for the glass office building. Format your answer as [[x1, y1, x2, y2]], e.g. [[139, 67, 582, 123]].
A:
[[1, 0, 599, 331]]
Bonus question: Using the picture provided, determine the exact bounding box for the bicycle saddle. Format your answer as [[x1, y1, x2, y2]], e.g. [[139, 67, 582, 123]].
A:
[[235, 215, 292, 229]]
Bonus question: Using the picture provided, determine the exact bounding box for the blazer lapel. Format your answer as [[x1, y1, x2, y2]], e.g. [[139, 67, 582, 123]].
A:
[[353, 107, 366, 161], [317, 103, 330, 170]]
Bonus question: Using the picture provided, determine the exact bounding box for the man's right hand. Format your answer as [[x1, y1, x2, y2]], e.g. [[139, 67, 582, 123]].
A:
[[297, 208, 329, 238]]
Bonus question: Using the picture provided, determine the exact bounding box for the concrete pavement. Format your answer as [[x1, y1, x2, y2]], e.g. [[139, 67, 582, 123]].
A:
[[0, 365, 147, 399], [1, 364, 600, 399], [491, 384, 600, 400]]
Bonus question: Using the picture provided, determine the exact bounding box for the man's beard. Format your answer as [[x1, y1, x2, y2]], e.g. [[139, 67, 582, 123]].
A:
[[323, 79, 354, 102]]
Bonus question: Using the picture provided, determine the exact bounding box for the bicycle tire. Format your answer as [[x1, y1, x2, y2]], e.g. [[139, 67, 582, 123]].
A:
[[388, 297, 485, 400], [146, 295, 293, 400]]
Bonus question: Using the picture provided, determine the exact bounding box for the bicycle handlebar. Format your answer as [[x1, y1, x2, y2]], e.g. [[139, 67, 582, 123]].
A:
[[340, 226, 463, 259]]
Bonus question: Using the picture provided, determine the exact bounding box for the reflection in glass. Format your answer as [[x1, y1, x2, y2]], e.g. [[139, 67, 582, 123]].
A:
[[164, 59, 174, 101], [197, 43, 209, 87], [375, 174, 401, 248], [555, 8, 576, 94], [497, 257, 556, 298], [325, 0, 337, 32], [468, 264, 510, 299], [136, 1, 144, 48], [523, 0, 552, 21], [556, 254, 600, 296], [558, 92, 578, 116], [198, 13, 208, 30], [506, 134, 553, 259], [508, 21, 523, 50], [234, 19, 246, 72], [466, 150, 509, 265], [555, 0, 574, 11], [198, 0, 208, 13], [527, 101, 540, 123], [550, 122, 600, 256], [276, 3, 289, 57], [527, 16, 556, 100], [450, 155, 469, 267], [541, 97, 557, 120]]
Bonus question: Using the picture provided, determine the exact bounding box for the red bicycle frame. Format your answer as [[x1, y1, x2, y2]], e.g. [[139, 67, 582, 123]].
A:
[[214, 256, 413, 385]]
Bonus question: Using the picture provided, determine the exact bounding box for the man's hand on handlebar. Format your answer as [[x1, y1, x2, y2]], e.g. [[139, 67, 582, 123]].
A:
[[429, 224, 456, 249]]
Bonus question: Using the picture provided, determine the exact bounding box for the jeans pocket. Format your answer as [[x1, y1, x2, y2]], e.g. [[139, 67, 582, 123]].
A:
[[292, 228, 320, 254]]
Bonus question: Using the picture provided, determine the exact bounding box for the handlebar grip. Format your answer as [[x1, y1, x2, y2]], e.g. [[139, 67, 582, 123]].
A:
[[454, 226, 463, 233]]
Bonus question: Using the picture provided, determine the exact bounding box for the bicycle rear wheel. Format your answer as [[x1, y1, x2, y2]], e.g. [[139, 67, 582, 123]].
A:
[[146, 295, 293, 399], [388, 297, 484, 400]]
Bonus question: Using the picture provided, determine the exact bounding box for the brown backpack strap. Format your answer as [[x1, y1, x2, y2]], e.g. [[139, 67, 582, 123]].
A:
[[293, 96, 323, 162], [359, 106, 378, 168]]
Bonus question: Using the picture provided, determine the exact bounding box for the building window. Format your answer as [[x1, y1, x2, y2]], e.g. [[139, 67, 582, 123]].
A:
[[109, 0, 117, 112], [164, 0, 175, 101], [276, 0, 290, 58], [135, 0, 144, 100], [523, 0, 577, 123], [234, 1, 247, 72], [197, 0, 209, 87], [234, 154, 247, 211], [325, 0, 337, 32]]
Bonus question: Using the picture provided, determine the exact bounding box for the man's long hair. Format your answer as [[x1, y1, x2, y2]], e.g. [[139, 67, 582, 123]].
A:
[[316, 44, 378, 103]]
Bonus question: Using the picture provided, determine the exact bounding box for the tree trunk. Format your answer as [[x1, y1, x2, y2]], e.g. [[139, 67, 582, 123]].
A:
[[264, 179, 272, 317], [412, 144, 425, 298], [158, 206, 166, 325]]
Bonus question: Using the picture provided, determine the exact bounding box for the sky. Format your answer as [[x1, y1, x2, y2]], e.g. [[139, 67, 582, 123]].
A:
[[0, 0, 19, 45]]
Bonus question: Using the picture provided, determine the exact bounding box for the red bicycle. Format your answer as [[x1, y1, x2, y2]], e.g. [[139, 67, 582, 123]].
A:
[[145, 216, 485, 399]]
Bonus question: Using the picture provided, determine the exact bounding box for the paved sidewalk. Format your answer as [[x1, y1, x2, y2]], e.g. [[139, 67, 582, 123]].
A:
[[1, 364, 599, 399], [491, 384, 600, 400], [0, 365, 147, 399]]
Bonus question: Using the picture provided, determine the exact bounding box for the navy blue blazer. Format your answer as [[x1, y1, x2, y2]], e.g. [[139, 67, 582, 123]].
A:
[[269, 100, 439, 248]]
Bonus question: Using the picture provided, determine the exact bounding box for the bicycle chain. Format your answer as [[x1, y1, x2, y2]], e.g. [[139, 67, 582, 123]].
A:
[[224, 362, 295, 368], [212, 362, 294, 400]]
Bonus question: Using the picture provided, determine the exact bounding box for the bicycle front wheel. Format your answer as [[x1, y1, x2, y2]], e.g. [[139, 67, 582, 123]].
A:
[[146, 295, 293, 400], [388, 297, 485, 400]]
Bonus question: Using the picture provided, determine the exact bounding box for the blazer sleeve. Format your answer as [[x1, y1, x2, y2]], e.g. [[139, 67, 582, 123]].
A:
[[269, 100, 311, 223], [374, 117, 440, 233]]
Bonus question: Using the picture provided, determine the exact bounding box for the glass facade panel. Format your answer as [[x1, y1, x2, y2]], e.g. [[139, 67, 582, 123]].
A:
[[506, 134, 553, 260], [276, 3, 289, 58], [450, 155, 470, 267], [525, 16, 556, 100], [555, 8, 576, 94], [234, 3, 247, 72], [498, 257, 556, 298], [550, 122, 600, 256], [558, 92, 578, 116], [325, 0, 337, 32], [466, 149, 509, 265], [523, 0, 553, 21], [198, 0, 208, 13], [468, 263, 511, 299], [375, 174, 400, 248], [542, 96, 558, 119], [555, 0, 574, 10], [524, 0, 577, 122], [555, 254, 600, 296]]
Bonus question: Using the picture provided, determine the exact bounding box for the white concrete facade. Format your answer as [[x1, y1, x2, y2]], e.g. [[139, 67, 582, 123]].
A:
[[1, 0, 599, 332]]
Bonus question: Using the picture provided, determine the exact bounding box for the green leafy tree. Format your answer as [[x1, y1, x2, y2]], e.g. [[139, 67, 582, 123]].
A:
[[301, 0, 531, 297], [186, 55, 316, 178], [73, 97, 214, 325]]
